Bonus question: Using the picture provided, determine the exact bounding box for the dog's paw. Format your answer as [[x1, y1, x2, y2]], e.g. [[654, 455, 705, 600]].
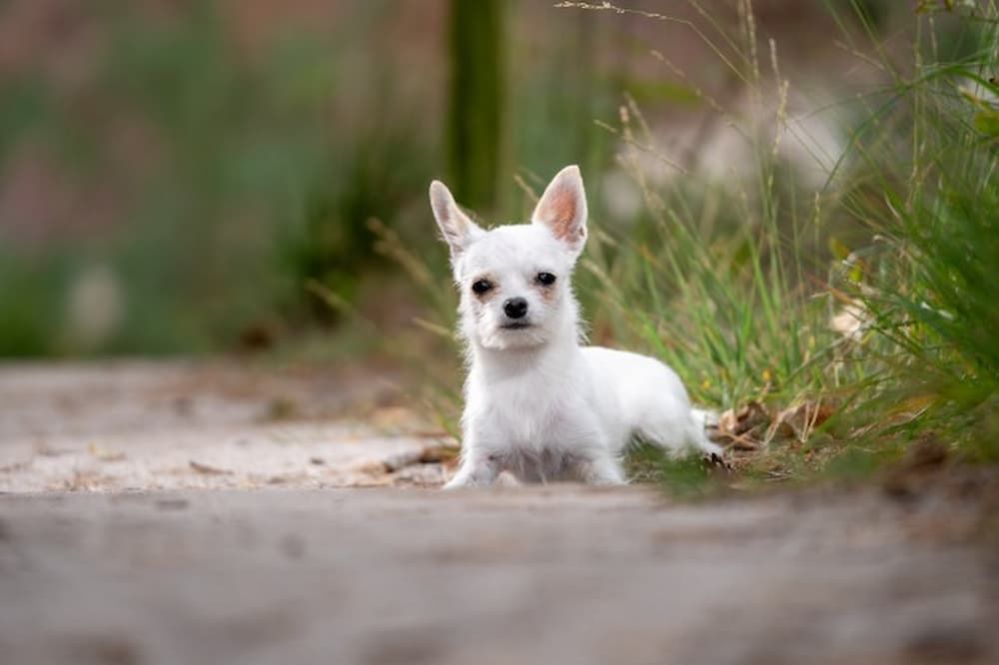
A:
[[702, 451, 733, 472], [442, 467, 493, 490], [442, 476, 469, 490]]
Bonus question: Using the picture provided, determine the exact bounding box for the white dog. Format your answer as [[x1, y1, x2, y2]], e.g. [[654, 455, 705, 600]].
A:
[[430, 165, 723, 488]]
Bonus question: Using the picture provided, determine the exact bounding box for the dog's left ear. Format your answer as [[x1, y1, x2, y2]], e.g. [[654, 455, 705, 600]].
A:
[[532, 165, 587, 256]]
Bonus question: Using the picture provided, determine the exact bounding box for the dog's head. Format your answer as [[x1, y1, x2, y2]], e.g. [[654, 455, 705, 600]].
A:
[[429, 165, 588, 351]]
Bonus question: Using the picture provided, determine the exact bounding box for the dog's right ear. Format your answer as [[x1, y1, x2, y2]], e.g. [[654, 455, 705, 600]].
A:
[[429, 180, 484, 261]]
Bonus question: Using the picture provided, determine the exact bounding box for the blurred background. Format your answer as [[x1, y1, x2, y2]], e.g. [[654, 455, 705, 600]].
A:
[[0, 0, 966, 360], [1, 8, 996, 661]]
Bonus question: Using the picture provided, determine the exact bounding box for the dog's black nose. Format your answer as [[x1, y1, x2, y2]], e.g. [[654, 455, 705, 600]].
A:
[[503, 297, 528, 319]]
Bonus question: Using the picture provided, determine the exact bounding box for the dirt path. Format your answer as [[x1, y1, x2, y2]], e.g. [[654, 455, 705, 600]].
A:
[[0, 362, 446, 491], [1, 363, 997, 665]]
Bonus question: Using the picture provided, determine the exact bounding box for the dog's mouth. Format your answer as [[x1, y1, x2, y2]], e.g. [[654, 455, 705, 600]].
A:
[[500, 322, 532, 330]]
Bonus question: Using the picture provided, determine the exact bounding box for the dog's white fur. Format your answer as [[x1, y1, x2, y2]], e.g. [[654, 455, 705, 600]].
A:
[[430, 165, 722, 488]]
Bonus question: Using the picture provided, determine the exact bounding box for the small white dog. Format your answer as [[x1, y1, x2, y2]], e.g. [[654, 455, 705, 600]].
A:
[[429, 165, 722, 488]]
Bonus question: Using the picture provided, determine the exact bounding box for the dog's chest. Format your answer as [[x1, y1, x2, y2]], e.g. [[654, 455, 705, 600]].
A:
[[470, 382, 590, 452]]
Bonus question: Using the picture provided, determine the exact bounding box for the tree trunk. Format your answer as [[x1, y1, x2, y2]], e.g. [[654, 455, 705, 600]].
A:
[[447, 0, 505, 212]]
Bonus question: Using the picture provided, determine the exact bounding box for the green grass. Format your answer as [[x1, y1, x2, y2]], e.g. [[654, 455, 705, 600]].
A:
[[599, 1, 998, 490]]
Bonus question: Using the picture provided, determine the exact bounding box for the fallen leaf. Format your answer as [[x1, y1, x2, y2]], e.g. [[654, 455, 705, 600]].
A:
[[381, 451, 423, 473], [189, 460, 233, 475], [88, 443, 126, 462], [710, 399, 836, 452], [419, 444, 461, 464], [770, 401, 835, 443]]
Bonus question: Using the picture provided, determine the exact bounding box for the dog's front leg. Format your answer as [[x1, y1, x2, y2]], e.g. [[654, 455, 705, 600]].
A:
[[571, 451, 627, 486], [443, 452, 500, 489]]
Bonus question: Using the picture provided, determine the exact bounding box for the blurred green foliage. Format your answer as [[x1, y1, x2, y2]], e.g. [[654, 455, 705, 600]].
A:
[[0, 0, 626, 357], [0, 0, 433, 355]]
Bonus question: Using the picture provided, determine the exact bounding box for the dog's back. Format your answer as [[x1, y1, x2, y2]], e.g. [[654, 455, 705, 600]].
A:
[[581, 347, 711, 456]]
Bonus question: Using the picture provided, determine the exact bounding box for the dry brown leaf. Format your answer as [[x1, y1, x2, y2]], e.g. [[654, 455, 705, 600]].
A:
[[88, 443, 126, 462], [711, 401, 771, 451], [189, 460, 233, 475], [419, 444, 460, 464], [710, 399, 836, 452], [382, 450, 423, 473], [63, 470, 114, 491], [383, 444, 461, 472], [734, 401, 771, 436], [770, 401, 835, 443], [353, 460, 390, 476]]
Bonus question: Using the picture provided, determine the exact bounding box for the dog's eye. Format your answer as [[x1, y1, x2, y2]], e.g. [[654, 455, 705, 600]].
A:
[[471, 279, 493, 295], [536, 272, 556, 286]]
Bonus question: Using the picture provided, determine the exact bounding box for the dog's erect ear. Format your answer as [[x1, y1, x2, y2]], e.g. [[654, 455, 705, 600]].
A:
[[532, 165, 587, 255], [429, 180, 484, 261]]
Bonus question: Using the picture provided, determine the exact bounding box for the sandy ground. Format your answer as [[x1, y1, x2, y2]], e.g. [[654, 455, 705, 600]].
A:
[[1, 362, 997, 665], [0, 362, 448, 491]]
